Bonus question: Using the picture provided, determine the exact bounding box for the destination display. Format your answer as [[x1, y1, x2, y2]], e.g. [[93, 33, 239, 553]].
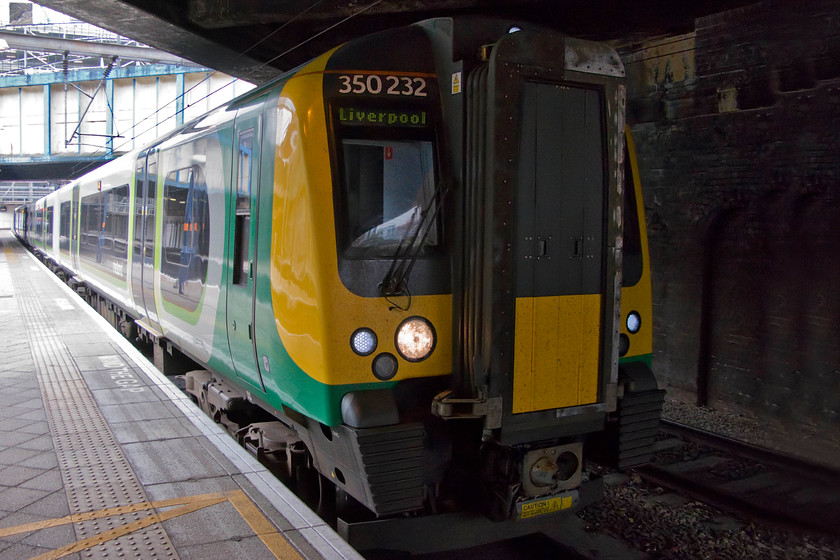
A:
[[336, 106, 429, 128]]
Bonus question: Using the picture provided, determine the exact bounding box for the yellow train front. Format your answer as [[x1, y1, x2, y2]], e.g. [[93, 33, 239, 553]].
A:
[[247, 17, 664, 522]]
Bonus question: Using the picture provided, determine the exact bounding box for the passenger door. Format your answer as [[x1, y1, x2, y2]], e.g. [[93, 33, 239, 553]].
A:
[[71, 185, 80, 269], [226, 109, 265, 391], [130, 150, 162, 332]]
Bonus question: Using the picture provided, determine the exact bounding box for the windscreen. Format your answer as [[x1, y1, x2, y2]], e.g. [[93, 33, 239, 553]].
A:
[[340, 138, 437, 258]]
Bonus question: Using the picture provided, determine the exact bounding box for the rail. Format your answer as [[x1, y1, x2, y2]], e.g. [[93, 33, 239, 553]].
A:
[[636, 419, 840, 536]]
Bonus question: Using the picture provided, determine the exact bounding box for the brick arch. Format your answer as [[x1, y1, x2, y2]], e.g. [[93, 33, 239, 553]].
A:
[[699, 183, 840, 432]]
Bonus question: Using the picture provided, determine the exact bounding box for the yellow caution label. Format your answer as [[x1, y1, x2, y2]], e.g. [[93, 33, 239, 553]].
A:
[[517, 493, 576, 519], [452, 71, 462, 94]]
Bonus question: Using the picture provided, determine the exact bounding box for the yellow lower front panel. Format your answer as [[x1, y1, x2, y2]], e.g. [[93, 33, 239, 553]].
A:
[[512, 295, 601, 414]]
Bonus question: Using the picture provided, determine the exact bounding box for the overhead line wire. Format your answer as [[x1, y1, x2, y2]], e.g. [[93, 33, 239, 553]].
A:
[[108, 0, 334, 156], [63, 0, 334, 176], [119, 0, 388, 145]]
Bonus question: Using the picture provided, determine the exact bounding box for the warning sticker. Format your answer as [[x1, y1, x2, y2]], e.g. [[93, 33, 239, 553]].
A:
[[451, 72, 462, 95], [517, 493, 576, 519]]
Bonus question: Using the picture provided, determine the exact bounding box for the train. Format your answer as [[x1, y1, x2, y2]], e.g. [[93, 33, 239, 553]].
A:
[[15, 17, 663, 531]]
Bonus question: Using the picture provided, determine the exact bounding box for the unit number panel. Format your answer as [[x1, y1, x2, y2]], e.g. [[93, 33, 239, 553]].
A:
[[336, 74, 430, 97]]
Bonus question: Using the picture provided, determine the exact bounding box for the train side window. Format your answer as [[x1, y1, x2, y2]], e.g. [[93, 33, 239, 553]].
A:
[[622, 146, 643, 287], [232, 215, 250, 286], [233, 127, 255, 285], [145, 162, 157, 248], [76, 186, 130, 274], [236, 129, 254, 209], [59, 201, 71, 253], [79, 192, 101, 262], [161, 166, 210, 306], [109, 185, 130, 259], [134, 163, 144, 246], [162, 168, 194, 264]]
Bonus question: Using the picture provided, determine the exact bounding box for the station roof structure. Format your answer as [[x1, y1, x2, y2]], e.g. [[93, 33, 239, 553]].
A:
[[0, 3, 217, 200], [0, 9, 203, 81], [31, 0, 759, 85]]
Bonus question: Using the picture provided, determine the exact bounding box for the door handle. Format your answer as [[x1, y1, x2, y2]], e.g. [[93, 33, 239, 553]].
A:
[[572, 237, 583, 259], [535, 236, 551, 260]]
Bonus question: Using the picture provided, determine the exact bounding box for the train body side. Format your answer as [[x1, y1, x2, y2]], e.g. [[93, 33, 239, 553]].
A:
[[64, 155, 138, 313], [619, 130, 654, 368]]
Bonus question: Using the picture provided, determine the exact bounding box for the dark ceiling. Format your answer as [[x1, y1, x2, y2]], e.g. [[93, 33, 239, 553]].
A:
[[33, 0, 757, 84]]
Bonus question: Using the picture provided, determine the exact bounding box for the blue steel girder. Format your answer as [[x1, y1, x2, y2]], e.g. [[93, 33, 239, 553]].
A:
[[0, 65, 209, 159], [0, 64, 209, 89]]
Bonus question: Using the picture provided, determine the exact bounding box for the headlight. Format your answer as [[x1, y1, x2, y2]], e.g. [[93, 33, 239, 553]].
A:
[[626, 311, 641, 334], [350, 328, 377, 356], [395, 317, 436, 362]]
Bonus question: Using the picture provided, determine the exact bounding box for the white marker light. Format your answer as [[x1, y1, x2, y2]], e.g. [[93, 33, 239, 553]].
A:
[[626, 311, 641, 334], [351, 328, 377, 356]]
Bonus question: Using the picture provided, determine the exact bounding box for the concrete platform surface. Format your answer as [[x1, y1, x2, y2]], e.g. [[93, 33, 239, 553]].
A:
[[0, 229, 362, 560]]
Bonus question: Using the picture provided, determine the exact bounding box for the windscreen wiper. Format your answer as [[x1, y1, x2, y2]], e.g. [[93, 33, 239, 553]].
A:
[[380, 181, 449, 300]]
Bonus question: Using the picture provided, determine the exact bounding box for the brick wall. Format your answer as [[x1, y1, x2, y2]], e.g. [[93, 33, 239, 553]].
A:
[[621, 0, 840, 439]]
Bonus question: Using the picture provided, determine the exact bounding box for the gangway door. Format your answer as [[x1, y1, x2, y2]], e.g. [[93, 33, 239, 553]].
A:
[[511, 82, 605, 414], [460, 29, 623, 444]]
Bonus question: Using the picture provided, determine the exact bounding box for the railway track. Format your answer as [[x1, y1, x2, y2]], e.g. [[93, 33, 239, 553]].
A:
[[637, 419, 840, 536]]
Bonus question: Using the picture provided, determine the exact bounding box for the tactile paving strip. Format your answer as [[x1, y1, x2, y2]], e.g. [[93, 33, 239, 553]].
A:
[[7, 247, 179, 560]]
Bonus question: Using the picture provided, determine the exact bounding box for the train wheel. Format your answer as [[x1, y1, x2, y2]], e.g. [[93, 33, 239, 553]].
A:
[[317, 474, 336, 523], [295, 463, 324, 511], [293, 462, 342, 524], [335, 487, 372, 523]]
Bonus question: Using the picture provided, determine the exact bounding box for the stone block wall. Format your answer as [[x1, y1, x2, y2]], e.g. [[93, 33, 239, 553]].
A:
[[621, 0, 840, 440]]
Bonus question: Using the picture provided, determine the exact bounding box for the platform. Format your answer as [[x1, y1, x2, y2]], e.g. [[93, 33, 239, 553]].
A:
[[0, 229, 362, 560]]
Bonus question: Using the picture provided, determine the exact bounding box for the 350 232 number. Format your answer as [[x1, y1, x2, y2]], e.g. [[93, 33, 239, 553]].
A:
[[337, 75, 428, 97]]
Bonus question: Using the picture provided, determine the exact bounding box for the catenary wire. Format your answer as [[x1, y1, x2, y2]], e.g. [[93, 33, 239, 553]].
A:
[[65, 0, 348, 174], [111, 0, 386, 155]]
